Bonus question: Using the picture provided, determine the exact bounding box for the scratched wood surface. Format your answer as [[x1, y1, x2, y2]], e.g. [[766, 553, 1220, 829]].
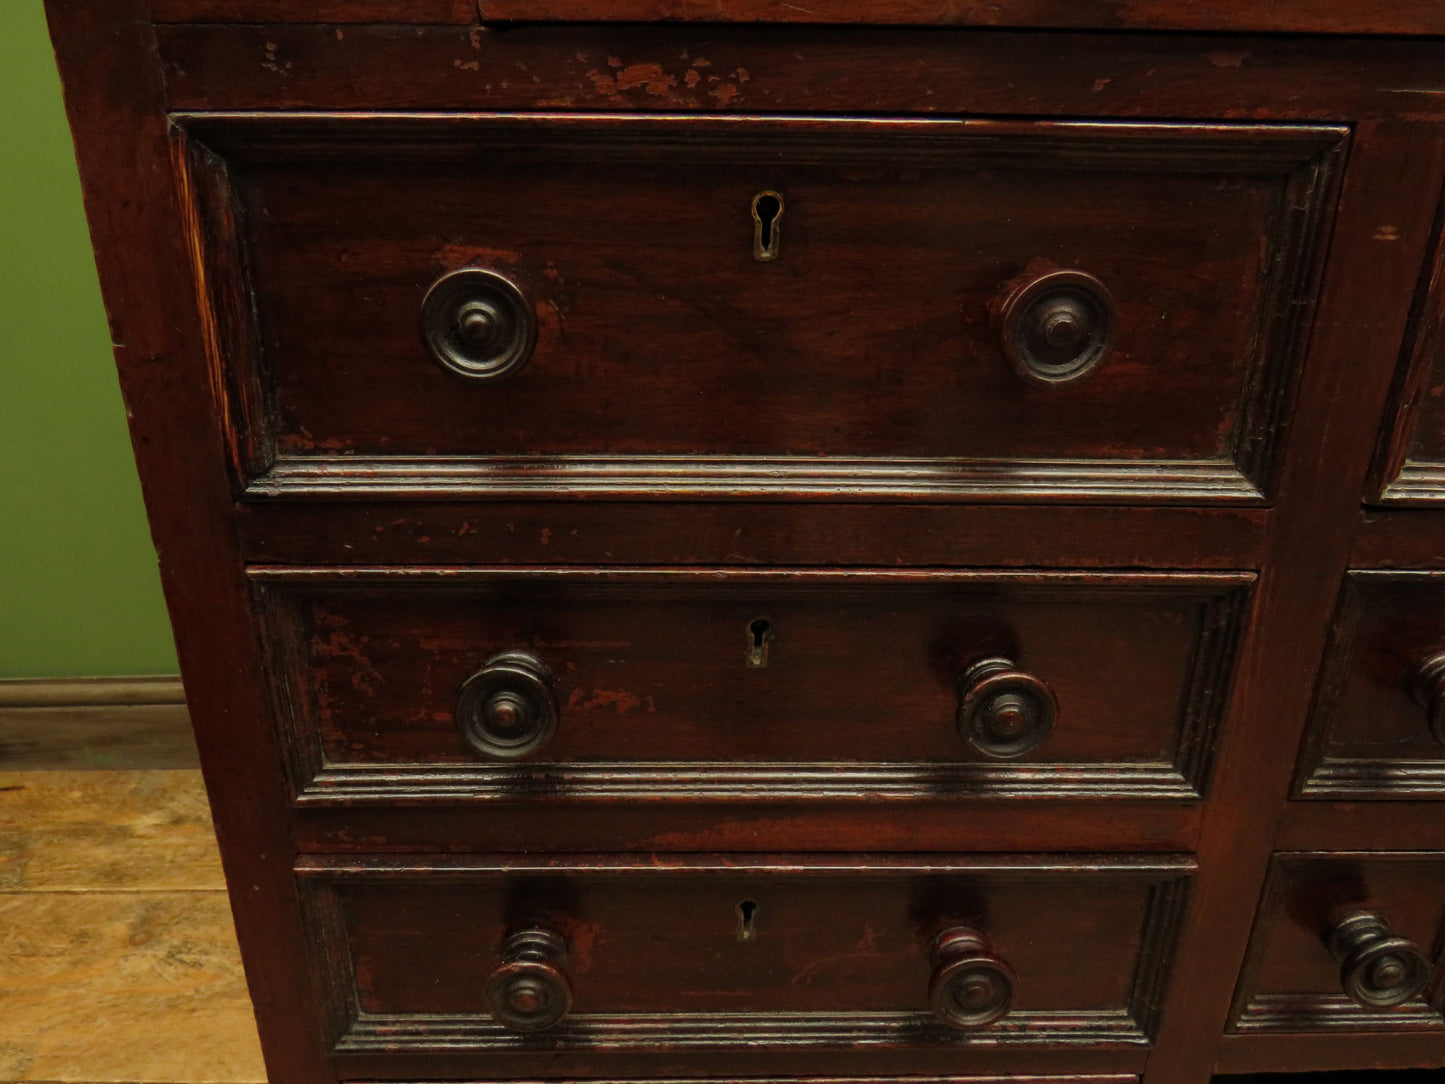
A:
[[0, 770, 264, 1084]]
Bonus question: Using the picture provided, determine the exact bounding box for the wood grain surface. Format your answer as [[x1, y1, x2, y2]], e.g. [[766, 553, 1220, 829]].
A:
[[0, 770, 262, 1084]]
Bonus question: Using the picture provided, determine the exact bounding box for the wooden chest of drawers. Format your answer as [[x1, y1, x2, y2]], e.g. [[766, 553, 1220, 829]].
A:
[[44, 3, 1445, 1083]]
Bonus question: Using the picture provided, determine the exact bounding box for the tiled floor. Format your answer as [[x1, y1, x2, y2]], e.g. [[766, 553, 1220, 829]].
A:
[[0, 770, 265, 1083]]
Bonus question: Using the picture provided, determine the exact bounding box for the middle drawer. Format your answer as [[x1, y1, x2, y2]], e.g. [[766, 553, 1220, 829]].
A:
[[256, 568, 1251, 812]]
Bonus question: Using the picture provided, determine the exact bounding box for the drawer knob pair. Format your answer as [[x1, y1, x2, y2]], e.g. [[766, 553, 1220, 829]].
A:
[[1325, 910, 1431, 1009], [456, 650, 1056, 761], [420, 265, 1113, 388], [484, 923, 1014, 1033]]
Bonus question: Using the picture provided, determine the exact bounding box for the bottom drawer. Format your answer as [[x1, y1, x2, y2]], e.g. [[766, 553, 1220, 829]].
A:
[[1232, 853, 1445, 1034], [300, 855, 1190, 1076]]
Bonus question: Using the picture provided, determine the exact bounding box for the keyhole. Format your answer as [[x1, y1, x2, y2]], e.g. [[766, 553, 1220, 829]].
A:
[[736, 899, 759, 941], [746, 617, 773, 668], [752, 191, 784, 261]]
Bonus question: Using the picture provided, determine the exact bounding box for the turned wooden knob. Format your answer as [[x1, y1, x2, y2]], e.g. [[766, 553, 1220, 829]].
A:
[[998, 267, 1115, 386], [421, 267, 536, 382], [957, 657, 1057, 759], [484, 928, 573, 1032], [928, 926, 1015, 1030], [1325, 910, 1431, 1008], [1411, 653, 1445, 745], [455, 651, 559, 759]]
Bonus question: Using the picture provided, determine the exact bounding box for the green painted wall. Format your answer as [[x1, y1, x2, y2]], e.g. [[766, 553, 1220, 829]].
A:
[[0, 1, 179, 678]]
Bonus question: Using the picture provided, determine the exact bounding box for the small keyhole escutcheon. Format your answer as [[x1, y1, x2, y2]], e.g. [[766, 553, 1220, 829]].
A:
[[752, 191, 784, 261], [736, 899, 759, 941], [746, 618, 774, 667]]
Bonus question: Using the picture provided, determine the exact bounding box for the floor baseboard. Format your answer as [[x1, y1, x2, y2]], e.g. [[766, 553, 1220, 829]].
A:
[[0, 675, 197, 770]]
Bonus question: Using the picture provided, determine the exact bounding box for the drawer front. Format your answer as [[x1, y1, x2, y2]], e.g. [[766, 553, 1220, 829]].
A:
[[1371, 194, 1445, 505], [256, 568, 1251, 806], [1296, 571, 1445, 798], [1231, 854, 1445, 1034], [183, 114, 1343, 503], [299, 854, 1190, 1069]]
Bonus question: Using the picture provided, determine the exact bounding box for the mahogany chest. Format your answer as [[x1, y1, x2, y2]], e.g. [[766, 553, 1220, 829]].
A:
[[44, 3, 1445, 1083]]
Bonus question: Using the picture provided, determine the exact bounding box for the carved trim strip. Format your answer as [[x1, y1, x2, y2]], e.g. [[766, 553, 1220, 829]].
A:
[[1234, 993, 1445, 1033], [1298, 757, 1445, 799], [295, 853, 1199, 875], [249, 566, 1256, 588], [1127, 875, 1193, 1041], [335, 1009, 1148, 1052], [1377, 464, 1445, 503], [1175, 583, 1252, 796], [247, 455, 1260, 504], [295, 762, 1197, 803], [177, 112, 1346, 168]]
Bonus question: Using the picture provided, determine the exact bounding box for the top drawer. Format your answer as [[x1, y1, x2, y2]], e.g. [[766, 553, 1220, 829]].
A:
[[180, 114, 1344, 503]]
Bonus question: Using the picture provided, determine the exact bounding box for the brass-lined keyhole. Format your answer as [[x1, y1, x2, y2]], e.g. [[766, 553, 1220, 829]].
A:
[[752, 191, 783, 261], [746, 617, 773, 668], [736, 899, 759, 941]]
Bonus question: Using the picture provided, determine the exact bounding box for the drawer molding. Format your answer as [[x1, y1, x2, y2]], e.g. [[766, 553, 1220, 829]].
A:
[[248, 454, 1261, 504], [1233, 992, 1444, 1033], [334, 1008, 1147, 1053], [296, 761, 1202, 804]]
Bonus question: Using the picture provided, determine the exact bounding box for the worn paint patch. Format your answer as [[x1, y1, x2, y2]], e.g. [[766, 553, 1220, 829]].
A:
[[567, 688, 649, 713], [440, 244, 520, 269], [260, 41, 292, 75], [1205, 50, 1250, 68], [588, 61, 679, 98]]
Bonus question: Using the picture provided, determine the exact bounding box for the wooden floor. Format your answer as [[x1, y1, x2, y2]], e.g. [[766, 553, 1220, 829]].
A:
[[0, 770, 265, 1084]]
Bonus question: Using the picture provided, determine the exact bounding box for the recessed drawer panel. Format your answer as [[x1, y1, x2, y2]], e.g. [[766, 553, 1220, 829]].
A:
[[255, 568, 1251, 808], [182, 114, 1343, 503], [1231, 854, 1445, 1034], [1296, 571, 1445, 799], [299, 854, 1190, 1071]]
